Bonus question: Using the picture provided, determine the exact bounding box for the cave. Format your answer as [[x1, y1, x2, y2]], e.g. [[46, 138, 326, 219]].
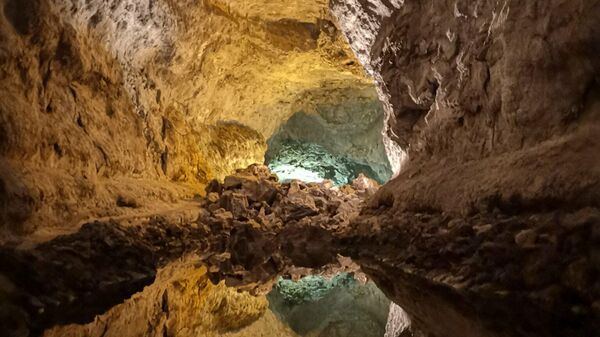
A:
[[0, 1, 599, 337], [265, 90, 392, 185]]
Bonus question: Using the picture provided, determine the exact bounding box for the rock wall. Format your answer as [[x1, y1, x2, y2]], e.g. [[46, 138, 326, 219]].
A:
[[331, 0, 600, 211], [330, 0, 600, 336], [0, 0, 381, 238], [266, 86, 393, 184]]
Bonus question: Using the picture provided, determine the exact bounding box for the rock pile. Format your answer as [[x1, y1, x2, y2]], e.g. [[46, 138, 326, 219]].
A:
[[198, 165, 379, 290]]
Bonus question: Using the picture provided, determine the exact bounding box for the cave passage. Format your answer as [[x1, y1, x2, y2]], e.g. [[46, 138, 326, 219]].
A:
[[1, 0, 598, 337], [267, 273, 391, 337], [266, 140, 385, 185], [265, 100, 393, 185]]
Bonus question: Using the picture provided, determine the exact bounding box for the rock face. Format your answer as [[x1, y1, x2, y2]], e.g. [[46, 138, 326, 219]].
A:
[[330, 0, 600, 336], [266, 90, 393, 184], [266, 140, 387, 185], [0, 0, 381, 237]]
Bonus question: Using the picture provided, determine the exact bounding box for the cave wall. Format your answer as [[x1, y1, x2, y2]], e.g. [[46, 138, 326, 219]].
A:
[[330, 0, 600, 336], [0, 0, 378, 237], [0, 0, 187, 237], [266, 86, 393, 183], [331, 0, 600, 213]]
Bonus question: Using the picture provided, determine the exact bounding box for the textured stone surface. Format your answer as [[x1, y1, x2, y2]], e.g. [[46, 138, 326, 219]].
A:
[[267, 140, 385, 185], [266, 92, 392, 183], [330, 1, 600, 336], [0, 0, 380, 238]]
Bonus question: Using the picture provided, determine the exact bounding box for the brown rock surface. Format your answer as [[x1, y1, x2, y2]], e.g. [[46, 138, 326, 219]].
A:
[[331, 0, 600, 336], [0, 0, 376, 238], [43, 259, 299, 337]]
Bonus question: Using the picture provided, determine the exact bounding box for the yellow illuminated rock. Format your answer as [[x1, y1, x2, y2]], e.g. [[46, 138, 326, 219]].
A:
[[0, 0, 377, 236], [43, 259, 299, 337]]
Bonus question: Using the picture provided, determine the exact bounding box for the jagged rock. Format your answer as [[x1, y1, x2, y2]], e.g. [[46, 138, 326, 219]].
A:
[[280, 181, 320, 221], [205, 179, 223, 194], [220, 191, 250, 218], [352, 173, 380, 198], [207, 192, 220, 203]]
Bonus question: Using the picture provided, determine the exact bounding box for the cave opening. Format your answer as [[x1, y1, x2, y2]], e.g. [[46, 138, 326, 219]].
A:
[[265, 97, 393, 186]]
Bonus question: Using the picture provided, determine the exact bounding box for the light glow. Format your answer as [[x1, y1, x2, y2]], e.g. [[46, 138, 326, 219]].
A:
[[270, 164, 324, 183]]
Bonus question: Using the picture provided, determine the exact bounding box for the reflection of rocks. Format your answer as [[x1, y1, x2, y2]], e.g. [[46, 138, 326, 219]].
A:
[[0, 165, 376, 335], [43, 259, 299, 337], [2, 164, 598, 337], [342, 208, 600, 337], [201, 165, 371, 288], [268, 273, 390, 337]]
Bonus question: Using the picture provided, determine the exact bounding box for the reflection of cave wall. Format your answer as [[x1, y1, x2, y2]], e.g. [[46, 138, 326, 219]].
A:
[[268, 273, 390, 337], [266, 94, 392, 184]]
